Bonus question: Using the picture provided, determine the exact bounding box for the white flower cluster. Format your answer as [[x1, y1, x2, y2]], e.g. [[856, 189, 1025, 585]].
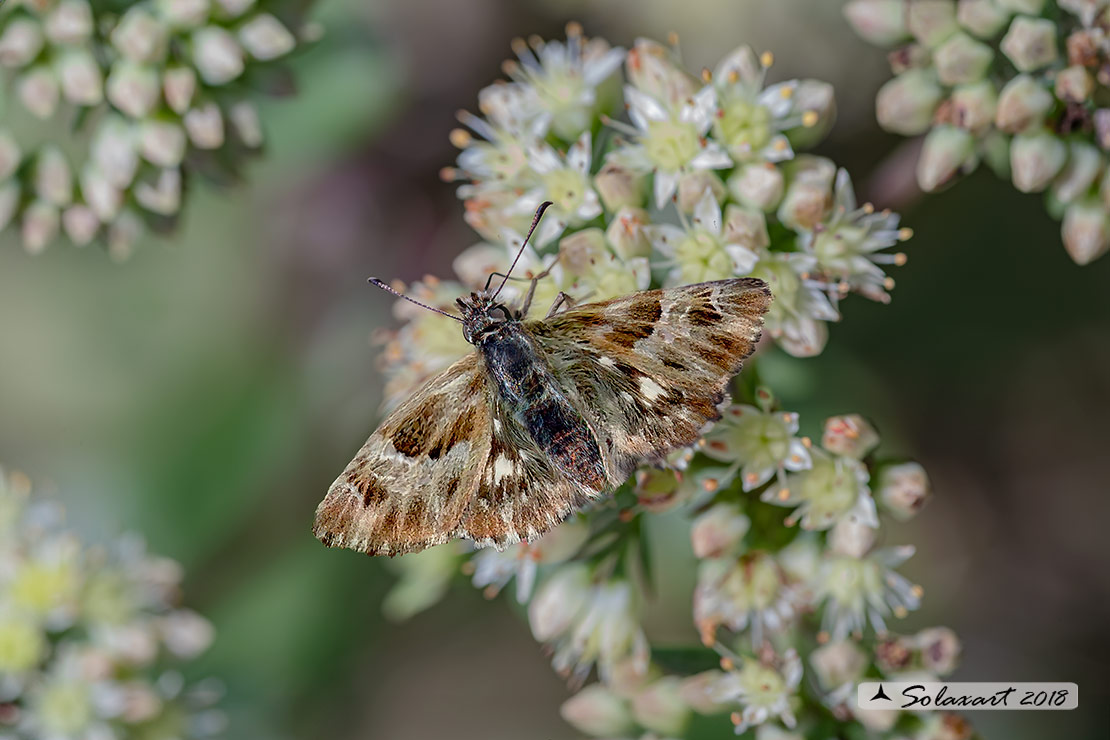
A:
[[845, 0, 1110, 265], [0, 468, 222, 740], [0, 0, 308, 258]]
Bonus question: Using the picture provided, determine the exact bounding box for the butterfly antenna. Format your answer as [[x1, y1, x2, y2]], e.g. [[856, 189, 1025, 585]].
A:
[[492, 200, 553, 300], [368, 278, 464, 322]]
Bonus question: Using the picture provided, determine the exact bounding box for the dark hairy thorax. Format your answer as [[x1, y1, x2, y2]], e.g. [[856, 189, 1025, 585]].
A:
[[460, 293, 607, 491]]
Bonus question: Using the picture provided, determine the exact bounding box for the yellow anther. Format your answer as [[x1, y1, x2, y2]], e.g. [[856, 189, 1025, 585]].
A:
[[760, 51, 774, 67], [449, 128, 471, 148]]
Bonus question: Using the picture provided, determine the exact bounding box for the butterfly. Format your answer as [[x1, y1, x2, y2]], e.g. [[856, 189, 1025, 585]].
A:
[[314, 202, 772, 556]]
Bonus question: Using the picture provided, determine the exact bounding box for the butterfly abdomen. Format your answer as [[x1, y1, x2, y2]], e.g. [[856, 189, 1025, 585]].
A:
[[478, 323, 608, 493]]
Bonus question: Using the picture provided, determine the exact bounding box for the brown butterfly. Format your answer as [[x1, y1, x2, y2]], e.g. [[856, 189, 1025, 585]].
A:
[[314, 202, 772, 556]]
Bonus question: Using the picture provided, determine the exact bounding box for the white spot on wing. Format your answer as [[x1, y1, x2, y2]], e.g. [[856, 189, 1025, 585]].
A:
[[599, 356, 616, 367], [493, 454, 516, 482], [639, 377, 666, 401]]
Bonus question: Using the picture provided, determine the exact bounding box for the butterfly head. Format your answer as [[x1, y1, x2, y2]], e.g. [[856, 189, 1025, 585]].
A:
[[457, 290, 519, 344]]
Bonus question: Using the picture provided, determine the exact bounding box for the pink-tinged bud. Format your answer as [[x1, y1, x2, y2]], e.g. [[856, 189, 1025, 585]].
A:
[[822, 414, 880, 459], [723, 204, 770, 251], [135, 168, 182, 215], [1000, 16, 1058, 72], [916, 125, 975, 191], [843, 0, 908, 46], [934, 32, 994, 84], [1060, 0, 1109, 26], [677, 171, 726, 214], [950, 81, 998, 133], [229, 101, 263, 147], [62, 204, 99, 246], [888, 42, 931, 74], [907, 0, 959, 48], [915, 626, 962, 675], [108, 209, 144, 262], [878, 462, 932, 520], [1011, 130, 1067, 192], [0, 182, 18, 232], [680, 671, 735, 714], [80, 166, 123, 221], [1055, 64, 1095, 103], [21, 200, 59, 255], [1061, 198, 1110, 265], [0, 18, 44, 67], [163, 66, 197, 114], [957, 0, 1012, 38], [139, 119, 187, 168], [995, 0, 1046, 12], [0, 131, 21, 181], [34, 146, 73, 207], [691, 503, 749, 559], [631, 676, 691, 736], [1052, 141, 1102, 204], [828, 516, 876, 558], [156, 0, 212, 29], [56, 49, 103, 106], [528, 564, 590, 641], [112, 7, 169, 63], [995, 74, 1054, 133], [777, 155, 836, 230], [595, 161, 646, 212], [91, 117, 139, 189], [18, 67, 60, 119], [727, 162, 785, 211], [184, 102, 225, 149], [239, 13, 295, 61], [855, 707, 900, 731], [810, 640, 867, 690], [625, 38, 696, 107], [558, 227, 608, 275], [191, 26, 245, 85], [559, 685, 633, 737], [106, 61, 160, 118], [605, 207, 652, 260], [876, 69, 943, 135], [1095, 109, 1110, 151], [45, 0, 94, 45]]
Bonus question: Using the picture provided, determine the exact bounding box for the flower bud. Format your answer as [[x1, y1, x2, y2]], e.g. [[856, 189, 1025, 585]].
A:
[[878, 462, 932, 520], [80, 166, 123, 221], [957, 0, 1011, 38], [626, 38, 696, 107], [91, 117, 139, 189], [934, 32, 993, 86], [949, 80, 997, 133], [107, 61, 160, 118], [22, 200, 60, 254], [0, 17, 44, 68], [1062, 198, 1110, 265], [995, 75, 1054, 133], [777, 156, 836, 230], [1052, 141, 1101, 204], [915, 626, 962, 675], [45, 0, 94, 44], [810, 640, 867, 690], [843, 0, 908, 46], [528, 564, 590, 641], [191, 26, 245, 85], [184, 102, 225, 149], [916, 125, 975, 191], [108, 208, 144, 261], [1060, 0, 1109, 25], [0, 131, 21, 181], [56, 49, 103, 106], [631, 676, 690, 736], [907, 0, 959, 48], [213, 0, 256, 18], [828, 516, 876, 557], [139, 119, 187, 168], [727, 162, 785, 211], [1011, 130, 1067, 192], [594, 161, 646, 211], [634, 468, 683, 512], [785, 79, 837, 149], [855, 707, 900, 731], [876, 69, 943, 135], [691, 503, 749, 559], [156, 0, 212, 29], [229, 101, 263, 147], [1055, 64, 1095, 103], [1000, 16, 1058, 72], [62, 204, 99, 246], [995, 0, 1045, 12], [112, 7, 169, 63], [887, 42, 931, 74], [0, 181, 18, 232], [558, 228, 608, 275], [1067, 27, 1100, 67], [605, 207, 652, 260], [163, 66, 197, 114], [135, 168, 182, 215], [18, 67, 60, 119], [560, 685, 633, 737], [160, 609, 215, 659], [239, 13, 295, 60], [822, 415, 880, 459], [34, 146, 73, 206], [723, 204, 770, 251], [677, 171, 725, 213]]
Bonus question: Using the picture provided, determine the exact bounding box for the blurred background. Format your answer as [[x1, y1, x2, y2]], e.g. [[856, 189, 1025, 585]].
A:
[[1, 0, 1108, 738]]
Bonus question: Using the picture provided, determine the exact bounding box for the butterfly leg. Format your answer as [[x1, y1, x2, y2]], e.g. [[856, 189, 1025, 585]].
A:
[[545, 291, 579, 317], [517, 261, 559, 316]]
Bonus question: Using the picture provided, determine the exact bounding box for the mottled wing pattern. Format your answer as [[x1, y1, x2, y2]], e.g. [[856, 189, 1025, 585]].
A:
[[454, 398, 603, 549], [313, 352, 491, 556], [528, 277, 771, 480]]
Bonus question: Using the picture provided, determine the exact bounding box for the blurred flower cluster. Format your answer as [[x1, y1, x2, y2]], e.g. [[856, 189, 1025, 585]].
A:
[[0, 0, 313, 259], [376, 27, 981, 740], [0, 467, 222, 739], [845, 0, 1110, 265]]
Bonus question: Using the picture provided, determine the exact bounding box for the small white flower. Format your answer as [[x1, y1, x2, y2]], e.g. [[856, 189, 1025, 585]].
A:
[[649, 189, 758, 286], [191, 26, 245, 85], [769, 450, 877, 531], [238, 13, 295, 61], [713, 649, 802, 734], [816, 545, 922, 640]]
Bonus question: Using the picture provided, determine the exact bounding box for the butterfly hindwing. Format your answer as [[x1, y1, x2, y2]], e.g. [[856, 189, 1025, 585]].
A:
[[313, 353, 492, 556], [528, 277, 771, 479]]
